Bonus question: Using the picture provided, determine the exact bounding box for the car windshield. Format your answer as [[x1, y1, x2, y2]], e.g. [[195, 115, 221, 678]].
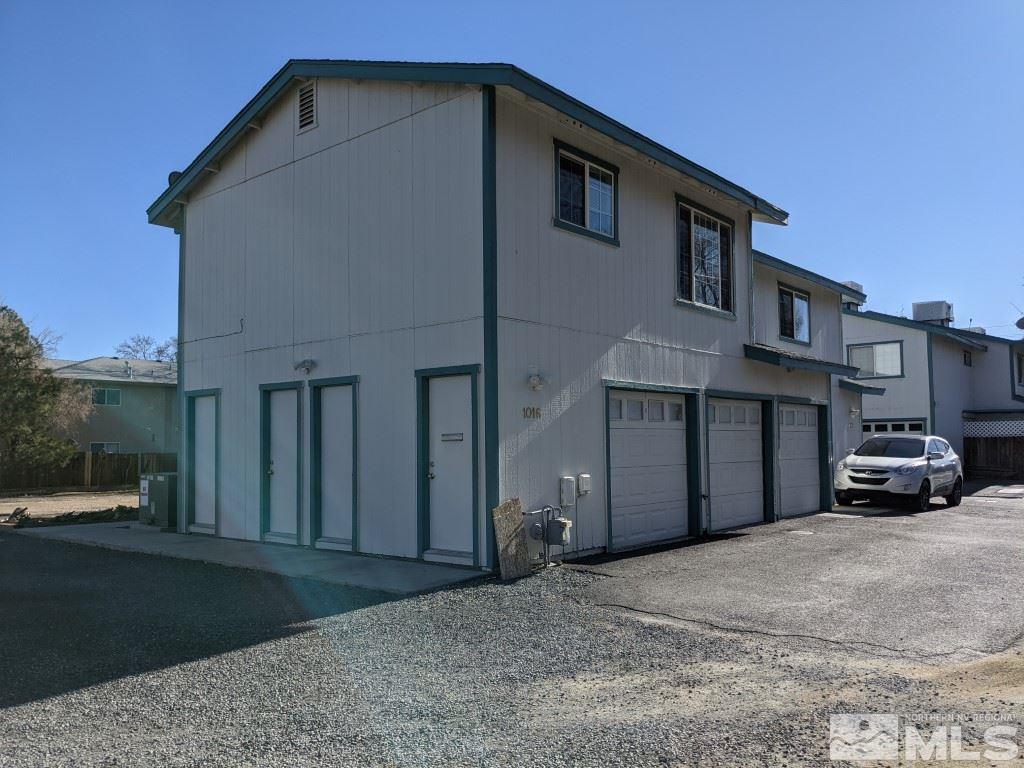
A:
[[854, 437, 925, 458]]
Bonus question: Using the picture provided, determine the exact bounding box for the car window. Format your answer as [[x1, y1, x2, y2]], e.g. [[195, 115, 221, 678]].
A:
[[855, 437, 925, 458]]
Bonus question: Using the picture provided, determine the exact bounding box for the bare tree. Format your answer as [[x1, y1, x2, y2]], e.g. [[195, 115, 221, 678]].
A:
[[154, 336, 177, 363], [115, 334, 158, 360]]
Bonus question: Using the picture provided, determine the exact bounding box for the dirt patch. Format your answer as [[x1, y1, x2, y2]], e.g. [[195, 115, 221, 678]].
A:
[[2, 505, 137, 528], [0, 490, 138, 519]]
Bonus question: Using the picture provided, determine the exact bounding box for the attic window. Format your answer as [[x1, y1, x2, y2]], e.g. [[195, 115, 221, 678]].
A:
[[297, 81, 317, 132]]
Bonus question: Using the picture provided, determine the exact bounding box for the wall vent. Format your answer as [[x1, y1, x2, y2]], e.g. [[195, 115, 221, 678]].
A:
[[297, 81, 317, 131]]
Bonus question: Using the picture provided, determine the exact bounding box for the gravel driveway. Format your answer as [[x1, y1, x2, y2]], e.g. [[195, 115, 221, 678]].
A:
[[2, 494, 1022, 766]]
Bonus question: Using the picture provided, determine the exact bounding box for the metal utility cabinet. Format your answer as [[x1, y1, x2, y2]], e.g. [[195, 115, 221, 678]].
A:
[[139, 472, 178, 530]]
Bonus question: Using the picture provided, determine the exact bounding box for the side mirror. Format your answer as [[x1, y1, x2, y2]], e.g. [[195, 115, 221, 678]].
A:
[[845, 448, 855, 455], [927, 451, 944, 460]]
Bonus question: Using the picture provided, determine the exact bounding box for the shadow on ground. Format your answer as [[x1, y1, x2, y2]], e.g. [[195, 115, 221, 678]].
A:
[[0, 531, 390, 709]]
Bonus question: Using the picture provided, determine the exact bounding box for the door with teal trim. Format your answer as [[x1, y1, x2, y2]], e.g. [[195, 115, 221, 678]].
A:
[[191, 394, 217, 533], [426, 375, 474, 558], [316, 384, 354, 549], [265, 388, 299, 543]]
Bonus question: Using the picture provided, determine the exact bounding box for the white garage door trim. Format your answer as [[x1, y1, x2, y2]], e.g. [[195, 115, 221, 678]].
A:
[[707, 397, 765, 531], [779, 403, 822, 518], [310, 377, 359, 552], [607, 389, 693, 551]]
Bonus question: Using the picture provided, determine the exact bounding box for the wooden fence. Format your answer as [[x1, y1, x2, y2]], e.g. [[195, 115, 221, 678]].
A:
[[964, 437, 1024, 481], [0, 452, 178, 493]]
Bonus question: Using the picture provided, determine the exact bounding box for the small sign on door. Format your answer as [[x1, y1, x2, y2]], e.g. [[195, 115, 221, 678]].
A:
[[441, 433, 464, 442]]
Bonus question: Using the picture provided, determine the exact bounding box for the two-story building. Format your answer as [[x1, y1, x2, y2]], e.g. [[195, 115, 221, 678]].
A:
[[842, 300, 1024, 474], [148, 60, 867, 567], [43, 357, 178, 454]]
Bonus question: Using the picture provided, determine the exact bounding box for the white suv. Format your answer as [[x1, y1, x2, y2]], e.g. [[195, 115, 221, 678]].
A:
[[834, 435, 964, 511]]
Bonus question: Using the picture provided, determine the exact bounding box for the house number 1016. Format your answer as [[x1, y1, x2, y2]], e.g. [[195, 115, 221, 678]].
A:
[[522, 406, 541, 420]]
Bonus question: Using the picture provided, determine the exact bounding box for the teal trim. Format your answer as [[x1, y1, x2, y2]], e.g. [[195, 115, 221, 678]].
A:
[[846, 339, 906, 380], [308, 376, 359, 552], [552, 218, 620, 247], [762, 400, 777, 523], [754, 250, 866, 302], [482, 84, 498, 570], [183, 388, 220, 536], [148, 60, 788, 228], [863, 416, 929, 425], [415, 365, 481, 566], [777, 282, 812, 347], [684, 396, 702, 535], [963, 408, 1024, 415], [843, 308, 996, 348], [819, 393, 832, 511], [838, 378, 886, 396], [602, 379, 700, 395], [603, 382, 702, 549], [927, 334, 936, 436], [673, 298, 737, 321], [259, 380, 303, 544], [603, 386, 613, 549], [743, 344, 859, 377], [175, 209, 186, 533]]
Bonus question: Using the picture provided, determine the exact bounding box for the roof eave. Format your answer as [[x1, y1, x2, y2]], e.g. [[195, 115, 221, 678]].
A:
[[743, 343, 860, 377], [148, 59, 789, 228], [752, 250, 866, 302]]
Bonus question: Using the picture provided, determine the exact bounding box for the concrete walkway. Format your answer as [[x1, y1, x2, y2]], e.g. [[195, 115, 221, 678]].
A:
[[14, 523, 483, 595]]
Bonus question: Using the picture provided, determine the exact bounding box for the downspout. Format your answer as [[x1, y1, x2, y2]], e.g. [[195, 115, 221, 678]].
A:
[[747, 211, 755, 343], [175, 203, 186, 533]]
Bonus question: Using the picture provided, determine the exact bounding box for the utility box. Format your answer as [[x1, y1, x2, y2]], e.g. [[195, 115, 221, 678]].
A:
[[139, 473, 178, 530]]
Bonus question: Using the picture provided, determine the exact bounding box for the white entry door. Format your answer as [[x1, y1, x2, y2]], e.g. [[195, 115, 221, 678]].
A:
[[609, 391, 689, 550], [317, 385, 354, 549], [426, 375, 474, 560], [266, 388, 299, 542], [779, 404, 821, 518], [191, 394, 217, 533], [708, 398, 764, 531]]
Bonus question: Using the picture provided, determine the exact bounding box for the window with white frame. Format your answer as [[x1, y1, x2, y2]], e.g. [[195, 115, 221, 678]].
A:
[[92, 387, 122, 406], [778, 285, 810, 343], [677, 200, 733, 312], [848, 342, 903, 378], [555, 141, 617, 241]]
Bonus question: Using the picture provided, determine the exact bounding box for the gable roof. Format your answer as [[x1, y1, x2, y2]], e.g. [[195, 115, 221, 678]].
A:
[[147, 59, 789, 228], [43, 357, 177, 385], [841, 308, 1024, 350], [752, 250, 866, 303]]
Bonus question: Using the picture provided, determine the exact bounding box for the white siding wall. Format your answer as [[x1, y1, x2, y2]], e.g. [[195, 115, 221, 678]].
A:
[[971, 338, 1024, 409], [494, 93, 828, 553], [931, 336, 974, 454], [181, 81, 484, 555], [752, 264, 843, 363], [843, 313, 931, 426], [830, 382, 863, 461]]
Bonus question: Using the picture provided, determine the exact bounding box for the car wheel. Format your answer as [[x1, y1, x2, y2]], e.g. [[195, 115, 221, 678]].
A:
[[835, 491, 852, 506], [911, 480, 931, 512], [945, 477, 963, 507]]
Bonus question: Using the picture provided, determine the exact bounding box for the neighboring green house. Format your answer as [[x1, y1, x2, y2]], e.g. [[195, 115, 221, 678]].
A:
[[43, 357, 178, 454]]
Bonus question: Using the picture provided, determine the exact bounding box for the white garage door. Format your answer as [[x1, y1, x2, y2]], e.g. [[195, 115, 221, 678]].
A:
[[609, 391, 688, 550], [708, 398, 764, 531], [779, 404, 821, 518]]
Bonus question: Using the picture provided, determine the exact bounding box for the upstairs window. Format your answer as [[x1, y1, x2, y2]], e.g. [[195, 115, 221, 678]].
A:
[[554, 141, 618, 244], [848, 342, 903, 378], [677, 199, 733, 312], [778, 285, 810, 343], [92, 387, 122, 406], [963, 350, 972, 367]]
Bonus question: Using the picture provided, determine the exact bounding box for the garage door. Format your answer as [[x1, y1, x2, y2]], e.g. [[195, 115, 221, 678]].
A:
[[708, 398, 764, 531], [779, 404, 821, 518], [609, 391, 688, 550]]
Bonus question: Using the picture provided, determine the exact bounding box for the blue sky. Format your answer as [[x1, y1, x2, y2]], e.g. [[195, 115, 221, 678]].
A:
[[2, 1, 1022, 359]]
